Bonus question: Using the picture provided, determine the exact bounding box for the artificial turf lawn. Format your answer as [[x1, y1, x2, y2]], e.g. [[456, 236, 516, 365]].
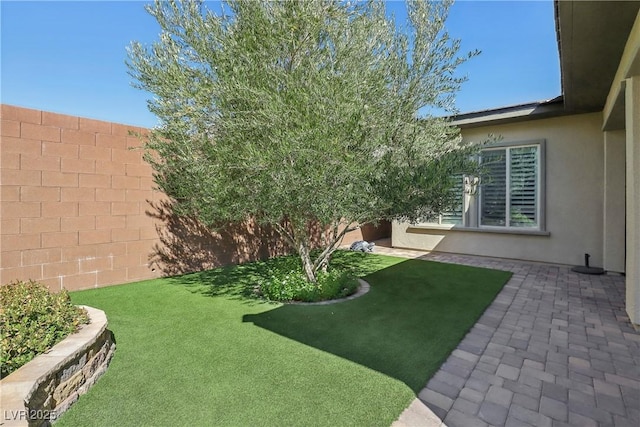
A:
[[58, 252, 511, 427]]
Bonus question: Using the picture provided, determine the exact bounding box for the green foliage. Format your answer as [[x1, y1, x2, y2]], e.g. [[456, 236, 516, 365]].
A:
[[0, 280, 89, 378], [127, 0, 481, 284], [259, 265, 358, 303], [196, 251, 360, 302], [510, 209, 536, 227]]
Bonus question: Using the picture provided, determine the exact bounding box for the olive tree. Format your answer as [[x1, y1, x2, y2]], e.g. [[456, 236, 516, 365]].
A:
[[127, 0, 479, 284]]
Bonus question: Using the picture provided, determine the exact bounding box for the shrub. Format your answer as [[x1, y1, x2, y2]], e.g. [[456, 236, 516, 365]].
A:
[[259, 267, 359, 303], [0, 280, 89, 378], [296, 269, 359, 302]]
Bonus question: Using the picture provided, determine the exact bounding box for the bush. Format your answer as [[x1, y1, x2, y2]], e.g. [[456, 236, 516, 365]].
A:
[[259, 266, 359, 303], [0, 280, 89, 378], [296, 269, 359, 302]]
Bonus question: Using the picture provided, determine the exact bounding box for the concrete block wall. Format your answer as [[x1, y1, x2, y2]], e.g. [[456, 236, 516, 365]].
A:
[[0, 104, 391, 291], [0, 105, 163, 290], [341, 222, 392, 247]]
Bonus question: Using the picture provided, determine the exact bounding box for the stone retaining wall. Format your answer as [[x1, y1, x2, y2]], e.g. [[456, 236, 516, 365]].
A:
[[0, 306, 114, 427]]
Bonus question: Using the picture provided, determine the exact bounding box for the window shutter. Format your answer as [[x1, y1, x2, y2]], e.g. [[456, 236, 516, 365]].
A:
[[480, 149, 507, 226], [509, 146, 538, 227], [441, 176, 464, 225]]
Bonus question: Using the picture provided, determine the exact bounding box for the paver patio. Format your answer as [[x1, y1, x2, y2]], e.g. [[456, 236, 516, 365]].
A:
[[372, 240, 640, 427]]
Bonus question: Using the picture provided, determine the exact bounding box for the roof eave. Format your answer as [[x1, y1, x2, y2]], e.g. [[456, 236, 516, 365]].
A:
[[450, 97, 566, 129]]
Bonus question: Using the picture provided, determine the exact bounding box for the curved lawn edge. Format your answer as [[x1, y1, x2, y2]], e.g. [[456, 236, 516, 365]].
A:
[[0, 306, 114, 426], [287, 278, 371, 305]]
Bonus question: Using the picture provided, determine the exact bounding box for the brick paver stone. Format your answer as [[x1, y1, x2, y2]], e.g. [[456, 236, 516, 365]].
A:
[[383, 244, 640, 427]]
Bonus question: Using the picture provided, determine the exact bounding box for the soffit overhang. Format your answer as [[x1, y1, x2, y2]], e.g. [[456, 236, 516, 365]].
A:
[[451, 1, 640, 129], [555, 1, 640, 114], [602, 11, 640, 131]]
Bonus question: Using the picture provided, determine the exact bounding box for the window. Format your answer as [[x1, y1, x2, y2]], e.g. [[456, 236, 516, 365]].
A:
[[420, 140, 545, 233], [480, 144, 541, 229], [439, 176, 464, 225], [422, 175, 464, 225]]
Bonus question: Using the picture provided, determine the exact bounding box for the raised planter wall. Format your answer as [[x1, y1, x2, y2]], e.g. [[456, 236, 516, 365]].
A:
[[0, 306, 114, 427]]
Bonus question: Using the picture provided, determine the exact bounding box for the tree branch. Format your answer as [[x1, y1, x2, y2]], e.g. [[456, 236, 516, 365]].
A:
[[273, 222, 296, 249], [312, 221, 358, 272]]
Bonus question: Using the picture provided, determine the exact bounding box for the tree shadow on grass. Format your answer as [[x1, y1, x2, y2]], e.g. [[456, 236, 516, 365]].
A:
[[243, 260, 512, 393]]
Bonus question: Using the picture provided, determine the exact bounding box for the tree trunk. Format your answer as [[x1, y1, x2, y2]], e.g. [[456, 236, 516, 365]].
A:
[[298, 242, 317, 285], [310, 221, 359, 274]]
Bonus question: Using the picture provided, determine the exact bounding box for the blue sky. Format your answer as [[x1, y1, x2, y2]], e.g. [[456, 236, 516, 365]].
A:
[[1, 1, 560, 128]]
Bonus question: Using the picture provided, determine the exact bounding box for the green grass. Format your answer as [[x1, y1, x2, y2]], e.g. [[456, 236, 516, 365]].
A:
[[57, 252, 511, 427]]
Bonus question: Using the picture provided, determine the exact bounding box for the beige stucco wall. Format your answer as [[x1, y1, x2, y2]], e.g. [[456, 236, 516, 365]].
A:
[[393, 112, 606, 268], [625, 76, 640, 325], [603, 130, 626, 273]]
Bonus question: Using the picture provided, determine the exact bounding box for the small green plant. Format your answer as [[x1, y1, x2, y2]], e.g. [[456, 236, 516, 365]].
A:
[[296, 270, 359, 302], [0, 280, 89, 378], [258, 265, 359, 303]]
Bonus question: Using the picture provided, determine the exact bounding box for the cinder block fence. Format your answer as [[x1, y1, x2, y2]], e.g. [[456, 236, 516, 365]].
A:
[[1, 105, 389, 291], [1, 105, 164, 290]]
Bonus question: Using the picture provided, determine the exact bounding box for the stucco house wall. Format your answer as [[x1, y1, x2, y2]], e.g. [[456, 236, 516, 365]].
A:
[[392, 112, 610, 269], [393, 1, 640, 326]]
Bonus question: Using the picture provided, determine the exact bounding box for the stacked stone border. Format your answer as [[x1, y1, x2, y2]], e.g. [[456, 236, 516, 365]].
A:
[[0, 306, 114, 427]]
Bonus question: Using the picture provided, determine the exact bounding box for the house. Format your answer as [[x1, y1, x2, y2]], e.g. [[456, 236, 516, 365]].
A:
[[392, 1, 640, 326]]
